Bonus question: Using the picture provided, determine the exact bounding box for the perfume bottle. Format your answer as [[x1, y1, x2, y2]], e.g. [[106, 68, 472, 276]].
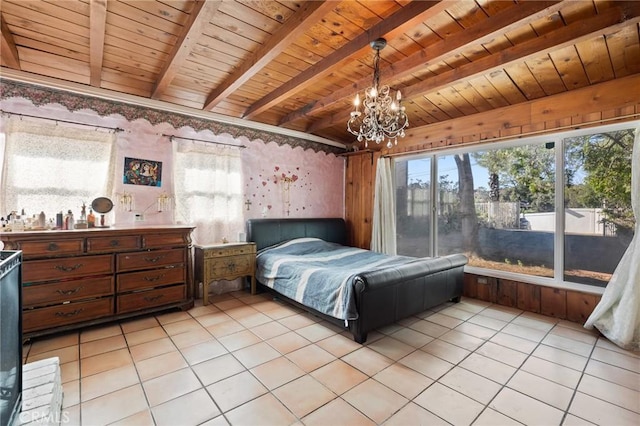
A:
[[87, 209, 96, 228]]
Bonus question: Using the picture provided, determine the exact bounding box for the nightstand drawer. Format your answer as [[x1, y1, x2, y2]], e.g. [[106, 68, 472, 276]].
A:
[[116, 248, 185, 272], [206, 254, 253, 279], [203, 244, 256, 258]]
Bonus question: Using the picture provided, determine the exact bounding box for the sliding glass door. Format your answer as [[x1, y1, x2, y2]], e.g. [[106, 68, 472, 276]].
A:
[[393, 123, 637, 288]]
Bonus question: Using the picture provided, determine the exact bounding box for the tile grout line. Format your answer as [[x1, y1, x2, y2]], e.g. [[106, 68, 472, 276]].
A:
[[560, 336, 600, 426]]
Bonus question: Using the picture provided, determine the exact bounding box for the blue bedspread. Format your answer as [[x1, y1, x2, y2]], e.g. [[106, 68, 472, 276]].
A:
[[256, 238, 416, 321]]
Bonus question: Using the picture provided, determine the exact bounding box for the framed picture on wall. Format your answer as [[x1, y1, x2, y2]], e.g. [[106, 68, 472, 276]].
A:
[[123, 157, 162, 187]]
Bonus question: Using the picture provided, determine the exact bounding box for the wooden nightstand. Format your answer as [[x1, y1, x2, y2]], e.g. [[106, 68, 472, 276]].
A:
[[194, 242, 257, 305]]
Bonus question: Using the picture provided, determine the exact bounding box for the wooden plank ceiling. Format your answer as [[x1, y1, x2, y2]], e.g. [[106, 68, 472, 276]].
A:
[[1, 0, 639, 148]]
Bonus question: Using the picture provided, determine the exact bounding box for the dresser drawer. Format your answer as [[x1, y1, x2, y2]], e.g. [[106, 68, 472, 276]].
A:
[[143, 232, 188, 249], [87, 235, 141, 253], [206, 254, 253, 279], [16, 239, 84, 258], [117, 284, 186, 314], [23, 297, 114, 332], [23, 254, 113, 283], [116, 248, 185, 272], [23, 276, 114, 307], [117, 265, 185, 292]]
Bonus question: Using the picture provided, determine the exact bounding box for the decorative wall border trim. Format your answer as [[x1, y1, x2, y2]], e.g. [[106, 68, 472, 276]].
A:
[[0, 80, 346, 155]]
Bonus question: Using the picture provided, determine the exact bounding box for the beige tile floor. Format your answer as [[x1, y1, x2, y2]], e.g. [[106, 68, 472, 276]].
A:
[[23, 292, 640, 426]]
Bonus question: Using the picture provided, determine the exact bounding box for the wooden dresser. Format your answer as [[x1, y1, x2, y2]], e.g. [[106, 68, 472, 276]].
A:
[[0, 226, 194, 338]]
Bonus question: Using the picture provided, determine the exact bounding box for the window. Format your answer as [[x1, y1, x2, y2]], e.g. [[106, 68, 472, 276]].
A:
[[394, 123, 637, 288], [1, 118, 115, 224], [435, 146, 556, 279], [396, 157, 432, 257], [172, 139, 243, 245], [563, 129, 635, 286]]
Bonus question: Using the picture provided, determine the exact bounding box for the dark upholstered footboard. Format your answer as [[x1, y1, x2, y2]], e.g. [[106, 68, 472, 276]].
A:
[[246, 218, 467, 343], [349, 253, 467, 343]]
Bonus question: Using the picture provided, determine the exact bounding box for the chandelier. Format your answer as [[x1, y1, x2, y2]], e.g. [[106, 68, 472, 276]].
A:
[[347, 38, 408, 149]]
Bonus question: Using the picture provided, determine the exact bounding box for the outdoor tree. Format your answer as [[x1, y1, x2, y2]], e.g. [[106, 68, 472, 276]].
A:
[[473, 145, 555, 213], [565, 129, 634, 231], [453, 153, 479, 255]]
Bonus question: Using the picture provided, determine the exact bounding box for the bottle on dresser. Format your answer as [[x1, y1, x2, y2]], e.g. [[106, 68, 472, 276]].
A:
[[38, 211, 46, 228], [64, 210, 75, 230], [12, 215, 24, 232], [87, 209, 96, 228], [75, 203, 88, 229]]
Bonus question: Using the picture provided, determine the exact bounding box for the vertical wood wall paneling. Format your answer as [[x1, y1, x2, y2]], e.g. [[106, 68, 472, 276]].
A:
[[496, 279, 518, 308], [566, 291, 601, 323], [343, 150, 377, 249], [540, 286, 567, 319], [462, 273, 478, 299], [462, 273, 601, 325], [516, 282, 541, 313], [344, 154, 356, 246], [475, 276, 498, 303]]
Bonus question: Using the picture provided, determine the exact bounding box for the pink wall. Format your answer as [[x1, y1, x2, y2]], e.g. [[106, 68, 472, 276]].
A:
[[242, 139, 344, 220], [0, 96, 345, 230]]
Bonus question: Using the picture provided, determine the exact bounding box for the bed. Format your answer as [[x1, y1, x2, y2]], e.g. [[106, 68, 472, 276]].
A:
[[247, 218, 467, 343]]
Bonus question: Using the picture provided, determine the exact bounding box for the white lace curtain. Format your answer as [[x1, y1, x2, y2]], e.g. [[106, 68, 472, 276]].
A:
[[1, 117, 116, 220], [584, 126, 640, 351], [371, 156, 397, 254], [172, 139, 243, 245]]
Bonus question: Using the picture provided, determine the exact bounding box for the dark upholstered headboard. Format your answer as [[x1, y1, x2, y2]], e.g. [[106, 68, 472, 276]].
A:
[[246, 218, 347, 251]]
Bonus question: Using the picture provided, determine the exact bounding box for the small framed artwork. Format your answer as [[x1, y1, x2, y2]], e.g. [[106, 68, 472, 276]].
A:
[[123, 157, 162, 187]]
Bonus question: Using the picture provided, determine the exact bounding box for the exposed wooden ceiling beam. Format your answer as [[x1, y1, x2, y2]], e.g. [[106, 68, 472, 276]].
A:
[[242, 0, 449, 120], [152, 0, 222, 100], [202, 0, 337, 111], [307, 3, 640, 135], [1, 13, 20, 70], [89, 0, 107, 87], [281, 0, 564, 126], [390, 72, 640, 152]]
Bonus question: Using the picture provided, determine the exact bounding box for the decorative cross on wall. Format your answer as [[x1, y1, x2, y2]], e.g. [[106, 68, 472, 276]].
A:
[[244, 199, 252, 211]]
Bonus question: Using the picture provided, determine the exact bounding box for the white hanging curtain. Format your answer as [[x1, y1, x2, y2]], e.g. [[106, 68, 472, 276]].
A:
[[1, 117, 116, 217], [172, 139, 243, 245], [584, 126, 640, 351], [371, 156, 397, 255]]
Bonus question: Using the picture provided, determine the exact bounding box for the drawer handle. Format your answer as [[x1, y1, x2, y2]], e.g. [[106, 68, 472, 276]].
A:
[[55, 309, 84, 318], [54, 263, 83, 272], [143, 295, 164, 303], [144, 255, 165, 263], [110, 240, 120, 247], [143, 274, 166, 282], [47, 243, 60, 251], [56, 286, 83, 296]]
